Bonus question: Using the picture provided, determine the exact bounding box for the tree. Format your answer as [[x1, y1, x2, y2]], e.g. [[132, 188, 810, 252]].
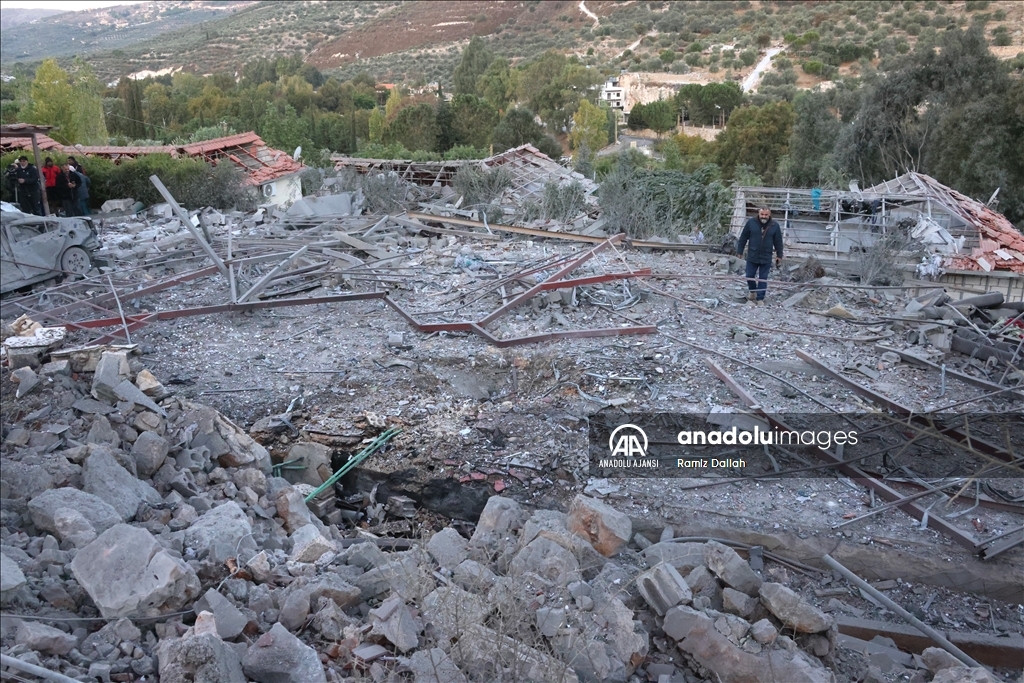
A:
[[453, 36, 493, 95], [260, 101, 312, 156], [279, 74, 315, 115], [645, 100, 677, 136], [714, 102, 795, 179], [449, 94, 498, 149], [570, 100, 609, 153], [492, 107, 544, 150], [117, 77, 145, 139], [29, 59, 107, 145], [787, 91, 841, 186], [384, 87, 403, 121], [476, 57, 519, 113], [384, 103, 439, 151], [368, 107, 385, 143]]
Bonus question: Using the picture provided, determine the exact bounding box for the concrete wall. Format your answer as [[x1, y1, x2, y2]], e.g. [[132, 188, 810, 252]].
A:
[[262, 174, 302, 208]]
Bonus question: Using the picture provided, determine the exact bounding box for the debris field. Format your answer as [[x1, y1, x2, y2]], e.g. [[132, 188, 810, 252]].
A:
[[0, 175, 1022, 683]]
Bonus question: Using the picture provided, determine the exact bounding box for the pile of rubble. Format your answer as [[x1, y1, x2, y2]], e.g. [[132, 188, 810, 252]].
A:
[[2, 347, 1009, 682]]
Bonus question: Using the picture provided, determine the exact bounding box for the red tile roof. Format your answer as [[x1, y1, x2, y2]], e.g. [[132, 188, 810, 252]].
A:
[[2, 130, 303, 186], [866, 172, 1024, 274]]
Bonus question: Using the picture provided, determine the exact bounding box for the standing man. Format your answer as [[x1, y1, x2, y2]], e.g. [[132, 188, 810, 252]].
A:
[[736, 206, 783, 305], [13, 156, 42, 215], [41, 158, 60, 212], [74, 163, 91, 216]]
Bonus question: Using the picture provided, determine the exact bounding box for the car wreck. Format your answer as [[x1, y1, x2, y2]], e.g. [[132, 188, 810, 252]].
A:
[[0, 201, 99, 294]]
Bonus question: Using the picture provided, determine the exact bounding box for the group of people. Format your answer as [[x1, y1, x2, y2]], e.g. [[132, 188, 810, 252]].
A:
[[4, 156, 91, 217]]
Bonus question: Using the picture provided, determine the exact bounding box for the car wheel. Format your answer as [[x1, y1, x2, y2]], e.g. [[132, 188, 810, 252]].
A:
[[60, 246, 92, 275]]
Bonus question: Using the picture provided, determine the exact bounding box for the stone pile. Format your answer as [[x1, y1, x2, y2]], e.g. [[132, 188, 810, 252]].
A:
[[5, 350, 993, 683]]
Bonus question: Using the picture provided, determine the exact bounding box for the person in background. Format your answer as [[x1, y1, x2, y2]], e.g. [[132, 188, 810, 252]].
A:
[[59, 163, 79, 217], [13, 156, 42, 215], [74, 163, 91, 216], [41, 157, 60, 213], [735, 206, 783, 305]]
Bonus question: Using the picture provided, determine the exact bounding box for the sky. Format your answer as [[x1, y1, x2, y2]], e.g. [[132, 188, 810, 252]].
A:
[[0, 0, 144, 10]]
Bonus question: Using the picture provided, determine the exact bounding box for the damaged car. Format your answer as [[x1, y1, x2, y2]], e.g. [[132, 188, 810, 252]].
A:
[[1, 201, 100, 294]]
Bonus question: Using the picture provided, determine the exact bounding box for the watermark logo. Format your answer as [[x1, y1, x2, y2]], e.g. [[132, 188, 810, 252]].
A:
[[608, 424, 648, 459]]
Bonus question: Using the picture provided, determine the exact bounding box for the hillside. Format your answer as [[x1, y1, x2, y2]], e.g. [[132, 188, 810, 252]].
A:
[[0, 8, 64, 31], [1, 1, 1021, 87], [0, 1, 256, 64]]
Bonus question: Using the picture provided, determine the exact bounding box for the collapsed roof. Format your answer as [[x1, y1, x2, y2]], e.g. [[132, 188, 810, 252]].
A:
[[0, 131, 304, 187], [864, 173, 1024, 274]]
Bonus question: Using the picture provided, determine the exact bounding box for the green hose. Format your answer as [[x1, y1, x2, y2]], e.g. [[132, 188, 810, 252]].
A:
[[304, 427, 402, 503]]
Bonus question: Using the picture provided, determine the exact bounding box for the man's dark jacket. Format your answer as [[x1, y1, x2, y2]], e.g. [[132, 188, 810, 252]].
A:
[[736, 216, 783, 265], [13, 164, 39, 190]]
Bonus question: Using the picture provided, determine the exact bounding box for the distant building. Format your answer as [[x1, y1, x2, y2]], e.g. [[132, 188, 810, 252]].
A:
[[600, 77, 625, 111]]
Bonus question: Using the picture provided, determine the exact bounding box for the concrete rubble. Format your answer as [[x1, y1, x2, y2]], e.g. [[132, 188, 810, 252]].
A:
[[1, 172, 1022, 683]]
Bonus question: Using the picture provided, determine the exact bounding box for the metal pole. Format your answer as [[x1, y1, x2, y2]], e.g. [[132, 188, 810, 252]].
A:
[[821, 555, 984, 670], [149, 175, 228, 278], [31, 133, 50, 216], [1, 653, 82, 683]]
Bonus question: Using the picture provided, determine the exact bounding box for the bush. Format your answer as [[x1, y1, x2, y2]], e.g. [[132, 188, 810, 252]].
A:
[[541, 179, 586, 222], [0, 152, 256, 212], [803, 60, 824, 75], [452, 164, 512, 208]]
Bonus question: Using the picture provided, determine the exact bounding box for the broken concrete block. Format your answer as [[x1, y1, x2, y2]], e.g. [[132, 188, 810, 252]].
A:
[[704, 540, 762, 596], [87, 414, 120, 447], [114, 379, 166, 416], [157, 631, 246, 683], [921, 647, 966, 674], [723, 586, 758, 617], [132, 431, 169, 478], [408, 648, 468, 683], [665, 605, 831, 683], [276, 487, 316, 534], [427, 527, 470, 569], [566, 494, 632, 557], [536, 606, 566, 637], [39, 359, 70, 376], [100, 198, 136, 213], [70, 524, 200, 618], [931, 667, 1000, 683], [52, 508, 98, 547], [636, 562, 692, 616], [194, 588, 248, 640], [369, 595, 421, 653], [278, 589, 310, 632], [453, 623, 578, 683], [759, 582, 832, 633], [11, 366, 40, 398], [421, 585, 490, 640], [749, 618, 778, 644], [289, 523, 336, 563], [470, 495, 525, 545], [283, 442, 331, 487], [5, 347, 44, 370], [519, 509, 608, 580], [83, 448, 162, 520], [28, 487, 121, 537], [242, 623, 326, 683], [353, 555, 427, 601], [135, 368, 165, 396], [0, 552, 27, 599], [510, 536, 582, 586], [644, 541, 707, 573], [16, 621, 77, 656], [183, 501, 255, 562], [91, 351, 130, 402], [452, 558, 497, 593]]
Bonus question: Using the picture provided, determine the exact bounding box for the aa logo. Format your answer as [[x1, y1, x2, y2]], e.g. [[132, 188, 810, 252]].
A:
[[608, 424, 648, 458]]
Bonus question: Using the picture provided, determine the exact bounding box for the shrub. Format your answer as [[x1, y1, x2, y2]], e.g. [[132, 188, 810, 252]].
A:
[[541, 179, 586, 221], [802, 60, 824, 75]]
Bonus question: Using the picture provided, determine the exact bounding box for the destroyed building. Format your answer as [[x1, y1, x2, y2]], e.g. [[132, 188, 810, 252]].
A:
[[1, 131, 305, 208], [0, 152, 1021, 683], [732, 173, 1024, 300]]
